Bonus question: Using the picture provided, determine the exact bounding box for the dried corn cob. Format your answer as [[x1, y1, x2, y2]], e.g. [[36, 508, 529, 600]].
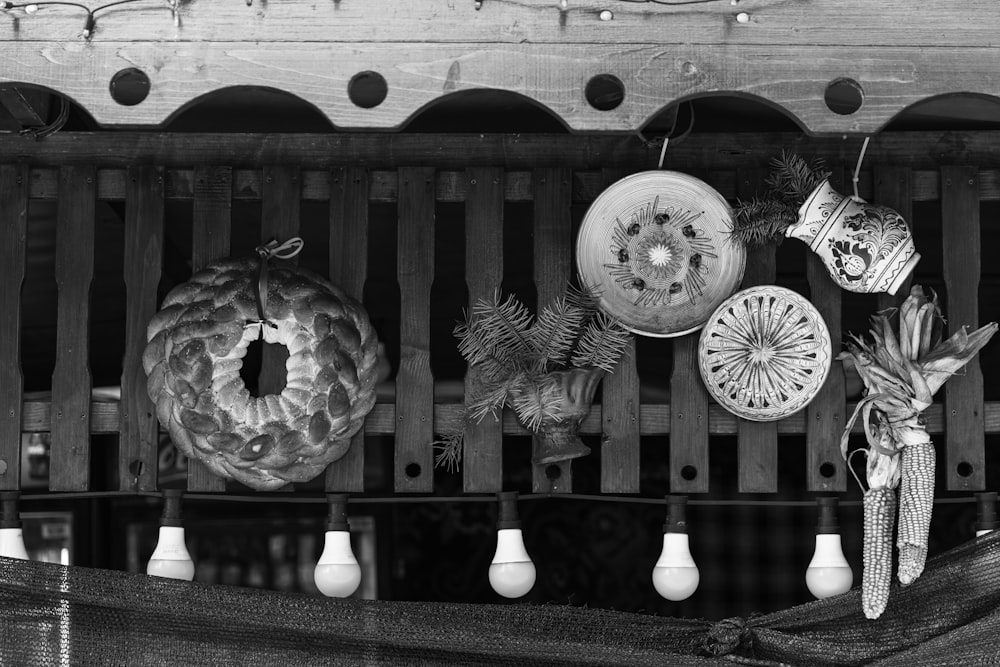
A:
[[897, 439, 936, 585], [863, 486, 897, 620]]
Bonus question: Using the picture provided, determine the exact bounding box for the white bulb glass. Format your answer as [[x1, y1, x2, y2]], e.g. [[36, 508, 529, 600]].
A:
[[146, 526, 195, 581], [806, 533, 853, 599], [0, 527, 29, 560], [314, 530, 362, 598], [652, 533, 699, 601], [977, 529, 994, 538], [489, 528, 535, 598]]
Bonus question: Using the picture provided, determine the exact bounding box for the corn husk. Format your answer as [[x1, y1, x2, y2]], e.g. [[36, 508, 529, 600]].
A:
[[840, 285, 998, 618]]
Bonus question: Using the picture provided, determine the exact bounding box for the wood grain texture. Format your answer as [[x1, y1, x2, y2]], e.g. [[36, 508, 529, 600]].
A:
[[119, 166, 164, 492], [669, 335, 709, 494], [258, 166, 301, 398], [598, 168, 640, 494], [50, 166, 95, 491], [941, 166, 986, 491], [874, 165, 915, 312], [3, 0, 997, 45], [12, 132, 1000, 172], [463, 167, 504, 493], [735, 167, 778, 493], [326, 166, 369, 493], [5, 42, 1000, 133], [186, 165, 232, 493], [805, 214, 847, 493], [395, 167, 435, 493], [0, 164, 27, 490], [532, 167, 574, 494]]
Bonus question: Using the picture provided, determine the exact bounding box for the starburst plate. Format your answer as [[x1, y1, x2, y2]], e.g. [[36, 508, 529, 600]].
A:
[[576, 171, 745, 337], [698, 286, 831, 422]]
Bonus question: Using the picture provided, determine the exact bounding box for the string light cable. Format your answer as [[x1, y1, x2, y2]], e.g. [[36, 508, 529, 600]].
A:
[[0, 0, 181, 38]]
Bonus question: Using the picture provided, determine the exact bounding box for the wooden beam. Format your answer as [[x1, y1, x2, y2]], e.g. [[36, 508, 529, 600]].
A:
[[4, 42, 1000, 133], [0, 165, 27, 491]]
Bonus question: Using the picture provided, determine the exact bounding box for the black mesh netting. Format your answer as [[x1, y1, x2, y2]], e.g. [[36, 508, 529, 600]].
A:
[[3, 530, 1000, 666]]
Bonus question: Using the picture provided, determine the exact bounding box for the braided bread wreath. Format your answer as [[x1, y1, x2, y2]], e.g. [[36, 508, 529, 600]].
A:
[[142, 257, 379, 491]]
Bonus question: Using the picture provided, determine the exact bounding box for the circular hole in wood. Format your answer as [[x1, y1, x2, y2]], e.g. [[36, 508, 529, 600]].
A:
[[545, 464, 562, 480], [819, 462, 837, 478], [680, 465, 698, 481], [405, 462, 422, 478], [957, 461, 974, 478], [824, 78, 864, 115], [0, 458, 6, 475], [585, 74, 625, 111], [348, 71, 388, 109], [109, 67, 151, 106]]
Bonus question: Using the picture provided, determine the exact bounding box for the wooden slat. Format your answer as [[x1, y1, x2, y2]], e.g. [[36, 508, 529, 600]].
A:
[[600, 168, 640, 494], [0, 165, 27, 490], [258, 166, 301, 397], [805, 170, 847, 492], [532, 167, 574, 494], [50, 166, 96, 491], [942, 166, 986, 491], [326, 167, 369, 493], [395, 167, 435, 492], [119, 166, 164, 492], [462, 167, 504, 493], [875, 165, 915, 311], [735, 167, 778, 493], [186, 165, 232, 493], [669, 335, 710, 494]]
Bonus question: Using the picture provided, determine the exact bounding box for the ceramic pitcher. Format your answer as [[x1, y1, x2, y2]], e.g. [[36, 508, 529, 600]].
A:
[[785, 179, 920, 295]]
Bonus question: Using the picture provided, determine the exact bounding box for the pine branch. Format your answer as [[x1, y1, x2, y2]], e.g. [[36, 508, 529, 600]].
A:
[[732, 198, 797, 248], [570, 311, 632, 372], [527, 295, 588, 371], [765, 151, 831, 207], [432, 431, 463, 473], [508, 374, 563, 432], [455, 290, 533, 370]]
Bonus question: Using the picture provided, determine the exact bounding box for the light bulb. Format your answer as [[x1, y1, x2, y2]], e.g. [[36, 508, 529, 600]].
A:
[[976, 492, 997, 537], [0, 492, 29, 560], [489, 492, 535, 598], [805, 497, 852, 599], [146, 489, 195, 581], [314, 494, 361, 598], [652, 496, 699, 601]]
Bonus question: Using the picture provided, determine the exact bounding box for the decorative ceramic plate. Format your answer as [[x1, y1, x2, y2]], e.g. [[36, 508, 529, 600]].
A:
[[698, 286, 832, 422], [576, 171, 745, 337]]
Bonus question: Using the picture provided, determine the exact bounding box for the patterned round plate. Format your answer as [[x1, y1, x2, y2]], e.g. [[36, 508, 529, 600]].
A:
[[698, 286, 832, 422], [576, 171, 745, 337]]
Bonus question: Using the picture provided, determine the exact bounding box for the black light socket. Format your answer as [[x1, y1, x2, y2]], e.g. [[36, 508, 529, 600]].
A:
[[326, 493, 351, 532], [976, 492, 998, 533], [496, 491, 521, 530], [0, 491, 21, 530], [160, 489, 185, 528], [816, 497, 840, 535], [663, 495, 689, 534]]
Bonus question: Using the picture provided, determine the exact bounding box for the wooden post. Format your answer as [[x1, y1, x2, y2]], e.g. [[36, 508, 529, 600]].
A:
[[187, 165, 232, 493], [874, 165, 914, 311], [119, 166, 164, 492], [669, 334, 710, 494], [599, 167, 640, 494], [532, 167, 573, 493], [0, 164, 27, 491], [463, 167, 504, 493], [259, 166, 302, 398], [50, 165, 96, 491], [941, 166, 986, 491], [395, 167, 435, 493], [326, 166, 370, 493], [735, 167, 778, 493]]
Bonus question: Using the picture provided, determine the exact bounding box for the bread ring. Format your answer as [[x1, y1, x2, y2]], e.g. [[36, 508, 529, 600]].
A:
[[143, 257, 379, 491]]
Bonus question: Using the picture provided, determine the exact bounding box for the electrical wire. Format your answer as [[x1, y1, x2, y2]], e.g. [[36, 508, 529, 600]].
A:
[[0, 0, 179, 38]]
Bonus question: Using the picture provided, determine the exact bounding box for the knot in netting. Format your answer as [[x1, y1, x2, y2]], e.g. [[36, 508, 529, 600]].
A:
[[700, 616, 754, 657]]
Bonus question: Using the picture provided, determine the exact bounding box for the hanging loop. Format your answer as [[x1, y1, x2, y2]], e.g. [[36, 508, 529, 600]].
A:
[[247, 236, 305, 336], [851, 136, 871, 202]]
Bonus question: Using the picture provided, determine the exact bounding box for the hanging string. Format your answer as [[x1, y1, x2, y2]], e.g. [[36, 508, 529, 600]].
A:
[[247, 237, 304, 337], [851, 135, 871, 202]]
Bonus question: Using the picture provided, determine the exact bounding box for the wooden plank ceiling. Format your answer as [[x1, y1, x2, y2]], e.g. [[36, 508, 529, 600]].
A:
[[1, 1, 999, 134]]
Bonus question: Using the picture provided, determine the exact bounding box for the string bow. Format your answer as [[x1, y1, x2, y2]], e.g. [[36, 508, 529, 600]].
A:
[[246, 237, 304, 336]]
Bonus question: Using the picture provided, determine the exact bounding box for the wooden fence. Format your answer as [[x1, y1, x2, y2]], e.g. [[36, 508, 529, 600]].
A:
[[0, 131, 996, 499]]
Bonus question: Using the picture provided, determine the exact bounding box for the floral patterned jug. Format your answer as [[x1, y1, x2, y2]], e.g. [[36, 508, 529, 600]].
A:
[[785, 179, 920, 295]]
